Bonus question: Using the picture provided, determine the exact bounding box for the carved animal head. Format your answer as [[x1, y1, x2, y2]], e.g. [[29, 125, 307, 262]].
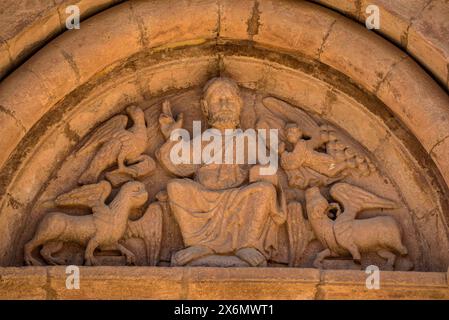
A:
[[119, 181, 148, 207], [305, 187, 330, 220], [126, 105, 144, 122], [325, 202, 342, 220]]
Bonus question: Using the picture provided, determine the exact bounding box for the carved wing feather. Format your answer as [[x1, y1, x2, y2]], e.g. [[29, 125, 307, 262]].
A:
[[330, 183, 398, 214], [286, 201, 315, 267], [55, 180, 112, 208], [260, 97, 322, 146], [124, 202, 163, 266], [77, 115, 128, 154]]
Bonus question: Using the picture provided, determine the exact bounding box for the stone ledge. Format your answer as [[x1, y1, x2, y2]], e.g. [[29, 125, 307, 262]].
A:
[[0, 267, 448, 300]]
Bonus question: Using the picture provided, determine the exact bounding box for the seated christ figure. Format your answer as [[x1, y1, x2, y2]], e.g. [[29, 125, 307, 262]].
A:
[[156, 77, 286, 267]]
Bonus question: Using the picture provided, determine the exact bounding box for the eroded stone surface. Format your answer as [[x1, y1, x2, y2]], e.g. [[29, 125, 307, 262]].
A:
[[0, 0, 448, 300]]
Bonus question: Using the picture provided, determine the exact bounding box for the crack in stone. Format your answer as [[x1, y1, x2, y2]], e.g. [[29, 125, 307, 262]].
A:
[[217, 53, 224, 77], [6, 193, 23, 210], [355, 0, 362, 21], [400, 0, 434, 49], [129, 2, 149, 48], [215, 0, 222, 76], [181, 268, 189, 299], [63, 124, 81, 144], [59, 48, 81, 84], [314, 270, 325, 300], [322, 88, 337, 116], [374, 55, 408, 94], [1, 39, 13, 65], [372, 132, 392, 155], [0, 104, 26, 133], [52, 0, 65, 30], [430, 134, 449, 155], [317, 20, 336, 59], [446, 63, 449, 90], [247, 0, 261, 41], [216, 0, 221, 39], [44, 268, 57, 300]]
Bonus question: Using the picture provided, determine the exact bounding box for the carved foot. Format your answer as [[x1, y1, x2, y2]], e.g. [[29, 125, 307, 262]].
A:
[[171, 246, 213, 266], [235, 248, 267, 267]]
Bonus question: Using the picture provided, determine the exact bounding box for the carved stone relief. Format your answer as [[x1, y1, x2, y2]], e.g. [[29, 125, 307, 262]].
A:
[[24, 77, 416, 271]]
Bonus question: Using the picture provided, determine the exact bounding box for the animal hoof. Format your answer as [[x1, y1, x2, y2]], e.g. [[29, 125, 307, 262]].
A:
[[84, 258, 98, 266], [383, 265, 394, 271], [126, 254, 136, 265]]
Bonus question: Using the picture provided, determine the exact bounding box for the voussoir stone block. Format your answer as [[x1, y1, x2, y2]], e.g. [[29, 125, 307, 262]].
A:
[[255, 1, 338, 58], [408, 0, 449, 90], [319, 17, 407, 94], [310, 0, 359, 18], [358, 0, 430, 46], [55, 0, 124, 27], [0, 41, 11, 79], [0, 111, 25, 168], [131, 0, 218, 50], [7, 11, 61, 63], [220, 0, 256, 41], [0, 68, 53, 131], [376, 57, 449, 154], [51, 2, 143, 83], [431, 137, 449, 187]]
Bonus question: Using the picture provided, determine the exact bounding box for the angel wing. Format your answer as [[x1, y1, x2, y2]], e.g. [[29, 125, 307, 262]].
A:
[[123, 201, 163, 266], [54, 180, 112, 208], [258, 97, 322, 147], [77, 115, 128, 155], [330, 183, 398, 214], [145, 105, 166, 155]]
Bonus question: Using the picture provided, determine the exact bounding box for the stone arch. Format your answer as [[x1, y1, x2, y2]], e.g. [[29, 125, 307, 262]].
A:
[[0, 0, 448, 272]]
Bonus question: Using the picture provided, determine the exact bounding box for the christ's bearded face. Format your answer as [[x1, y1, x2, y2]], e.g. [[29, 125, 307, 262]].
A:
[[202, 81, 243, 130]]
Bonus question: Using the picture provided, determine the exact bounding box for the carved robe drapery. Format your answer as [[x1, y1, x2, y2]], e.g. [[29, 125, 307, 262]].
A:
[[167, 178, 284, 258], [157, 136, 286, 259]]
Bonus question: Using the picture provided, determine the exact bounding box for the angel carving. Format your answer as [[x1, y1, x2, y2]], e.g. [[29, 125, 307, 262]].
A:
[[77, 105, 154, 185], [24, 180, 150, 266], [256, 97, 375, 189]]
